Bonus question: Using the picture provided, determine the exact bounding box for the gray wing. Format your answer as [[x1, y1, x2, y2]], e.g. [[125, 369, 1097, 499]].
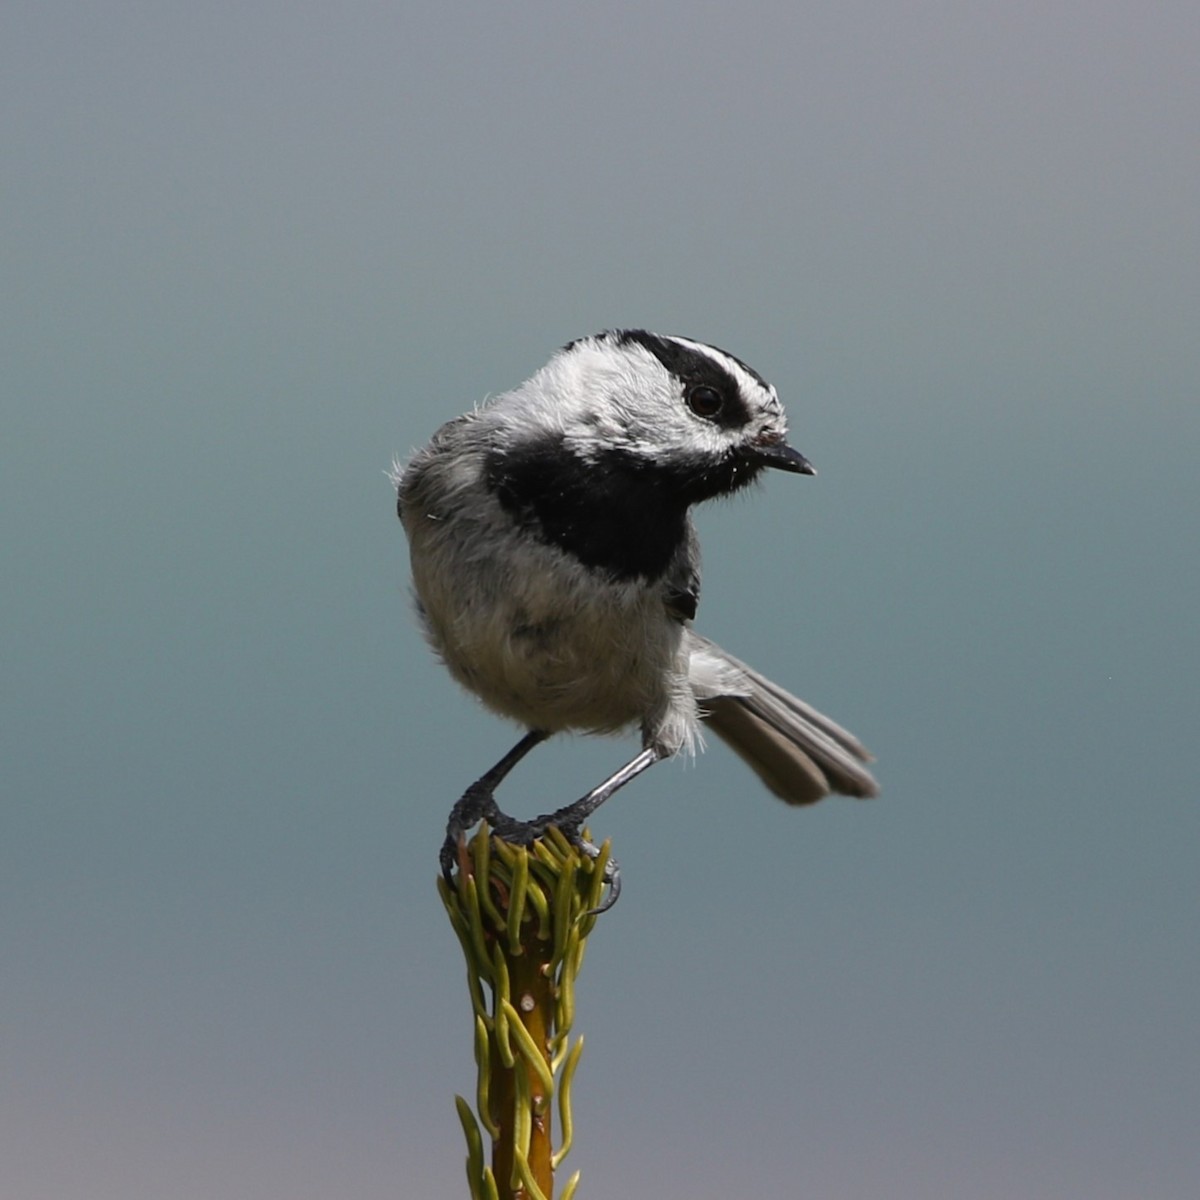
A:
[[689, 631, 879, 805]]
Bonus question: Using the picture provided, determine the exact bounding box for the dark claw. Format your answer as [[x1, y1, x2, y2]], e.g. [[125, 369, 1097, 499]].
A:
[[440, 779, 497, 883], [439, 832, 461, 883], [575, 835, 622, 914]]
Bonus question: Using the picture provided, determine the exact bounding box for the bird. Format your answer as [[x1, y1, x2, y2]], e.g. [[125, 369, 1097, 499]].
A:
[[394, 329, 878, 892]]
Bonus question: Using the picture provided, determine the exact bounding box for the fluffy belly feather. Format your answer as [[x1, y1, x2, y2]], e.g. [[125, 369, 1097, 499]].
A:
[[430, 571, 679, 734], [403, 484, 697, 753]]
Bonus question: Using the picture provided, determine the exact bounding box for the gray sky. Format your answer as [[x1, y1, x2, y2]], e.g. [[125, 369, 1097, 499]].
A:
[[4, 2, 1198, 1197]]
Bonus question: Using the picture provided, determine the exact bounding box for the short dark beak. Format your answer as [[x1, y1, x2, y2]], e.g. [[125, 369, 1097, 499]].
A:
[[747, 441, 816, 475]]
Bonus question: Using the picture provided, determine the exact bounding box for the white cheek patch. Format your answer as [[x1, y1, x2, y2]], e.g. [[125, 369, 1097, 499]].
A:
[[479, 331, 792, 473]]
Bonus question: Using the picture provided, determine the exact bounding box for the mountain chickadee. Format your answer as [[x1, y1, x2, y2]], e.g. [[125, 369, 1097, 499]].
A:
[[396, 330, 877, 889]]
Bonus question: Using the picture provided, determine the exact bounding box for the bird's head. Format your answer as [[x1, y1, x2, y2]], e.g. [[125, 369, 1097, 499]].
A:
[[487, 329, 814, 504]]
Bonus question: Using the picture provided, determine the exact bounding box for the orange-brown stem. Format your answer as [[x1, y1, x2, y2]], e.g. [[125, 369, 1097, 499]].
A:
[[491, 917, 556, 1197]]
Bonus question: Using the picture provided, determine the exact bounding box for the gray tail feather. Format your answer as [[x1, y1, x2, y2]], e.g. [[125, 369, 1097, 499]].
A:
[[696, 640, 879, 806]]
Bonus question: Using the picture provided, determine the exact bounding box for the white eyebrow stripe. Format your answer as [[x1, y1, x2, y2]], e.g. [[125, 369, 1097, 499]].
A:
[[668, 336, 781, 412]]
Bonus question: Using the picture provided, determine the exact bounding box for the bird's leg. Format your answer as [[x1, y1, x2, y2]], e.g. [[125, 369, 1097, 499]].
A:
[[539, 747, 662, 834], [440, 729, 549, 879], [488, 746, 664, 911]]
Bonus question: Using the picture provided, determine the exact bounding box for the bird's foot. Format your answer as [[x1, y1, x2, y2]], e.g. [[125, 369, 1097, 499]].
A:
[[440, 788, 621, 912], [439, 730, 550, 882], [440, 739, 656, 911], [439, 779, 496, 881], [483, 801, 622, 913], [577, 833, 621, 914]]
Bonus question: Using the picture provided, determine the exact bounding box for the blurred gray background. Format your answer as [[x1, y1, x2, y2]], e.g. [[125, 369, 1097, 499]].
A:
[[4, 2, 1197, 1197]]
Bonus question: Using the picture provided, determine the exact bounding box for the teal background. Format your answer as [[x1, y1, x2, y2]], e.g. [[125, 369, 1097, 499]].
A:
[[4, 2, 1198, 1196]]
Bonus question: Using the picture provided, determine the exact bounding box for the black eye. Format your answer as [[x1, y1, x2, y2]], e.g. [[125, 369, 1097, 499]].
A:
[[686, 384, 724, 419]]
